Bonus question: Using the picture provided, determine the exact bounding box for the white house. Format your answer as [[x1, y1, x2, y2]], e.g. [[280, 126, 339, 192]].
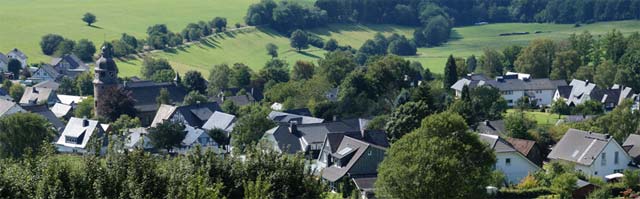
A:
[[56, 117, 107, 153], [479, 133, 541, 184], [31, 65, 62, 82], [6, 48, 28, 68], [451, 73, 566, 107], [555, 79, 634, 110], [547, 129, 632, 179]]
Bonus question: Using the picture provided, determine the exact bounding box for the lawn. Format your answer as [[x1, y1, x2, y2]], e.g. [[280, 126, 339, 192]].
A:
[[506, 109, 563, 127], [127, 20, 640, 77], [0, 0, 258, 63]]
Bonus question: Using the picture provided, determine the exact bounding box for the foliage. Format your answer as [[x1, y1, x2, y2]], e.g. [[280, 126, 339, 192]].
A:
[[505, 111, 537, 139], [183, 91, 208, 105], [479, 48, 504, 77], [623, 169, 640, 189], [586, 186, 610, 199], [73, 39, 96, 62], [376, 112, 495, 199], [231, 105, 274, 152], [291, 60, 315, 80], [141, 56, 173, 79], [156, 88, 171, 105], [110, 115, 141, 135], [550, 173, 577, 199], [7, 59, 21, 79], [317, 50, 357, 86], [207, 128, 230, 151], [74, 96, 94, 118], [290, 29, 309, 51], [266, 43, 278, 58], [221, 100, 239, 116], [8, 84, 24, 101], [212, 17, 227, 32], [96, 87, 136, 122], [182, 70, 207, 94], [148, 120, 186, 152], [550, 98, 571, 117], [515, 38, 556, 78], [54, 39, 75, 57], [40, 34, 64, 55], [0, 113, 54, 158], [443, 55, 457, 90], [259, 59, 290, 86], [573, 100, 604, 116], [496, 187, 553, 199], [323, 38, 338, 51], [82, 12, 97, 26], [384, 101, 432, 142], [75, 72, 94, 96], [517, 174, 540, 189]]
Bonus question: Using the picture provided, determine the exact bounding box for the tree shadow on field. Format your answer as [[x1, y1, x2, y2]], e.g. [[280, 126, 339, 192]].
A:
[[163, 48, 177, 54], [88, 25, 103, 29], [297, 51, 321, 59], [199, 38, 219, 49], [257, 26, 285, 38], [311, 23, 369, 36], [223, 31, 237, 38]]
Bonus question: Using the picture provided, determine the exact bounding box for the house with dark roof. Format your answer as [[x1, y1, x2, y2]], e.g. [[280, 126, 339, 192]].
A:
[[548, 129, 632, 178], [22, 104, 65, 132], [19, 86, 58, 106], [268, 111, 324, 124], [215, 94, 254, 107], [150, 102, 222, 128], [263, 119, 388, 158], [32, 65, 62, 82], [124, 127, 153, 151], [0, 88, 12, 101], [56, 117, 108, 153], [476, 120, 506, 135], [6, 48, 28, 68], [123, 80, 188, 125], [505, 137, 544, 167], [51, 53, 89, 79], [479, 134, 541, 184], [218, 87, 264, 102], [451, 73, 566, 106], [554, 80, 633, 110], [318, 135, 387, 199]]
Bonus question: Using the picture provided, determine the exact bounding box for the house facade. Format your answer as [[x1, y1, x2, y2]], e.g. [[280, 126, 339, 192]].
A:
[[56, 117, 107, 154], [451, 73, 566, 107], [548, 129, 632, 179], [479, 134, 541, 184], [51, 53, 89, 79], [6, 48, 28, 68]]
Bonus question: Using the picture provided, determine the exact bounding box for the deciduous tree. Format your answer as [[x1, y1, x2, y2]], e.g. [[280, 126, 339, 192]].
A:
[[82, 12, 97, 26], [148, 121, 186, 153], [0, 113, 55, 158]]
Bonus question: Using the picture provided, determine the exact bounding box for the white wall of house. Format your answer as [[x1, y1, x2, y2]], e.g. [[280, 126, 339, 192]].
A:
[[32, 70, 55, 82], [501, 89, 556, 107], [495, 151, 540, 184], [576, 141, 632, 179]]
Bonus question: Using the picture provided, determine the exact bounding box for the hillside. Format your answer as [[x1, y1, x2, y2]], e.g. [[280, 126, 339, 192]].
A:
[[121, 20, 640, 77]]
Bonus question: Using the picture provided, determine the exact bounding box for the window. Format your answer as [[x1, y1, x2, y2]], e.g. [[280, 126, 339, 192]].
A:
[[505, 158, 511, 166], [614, 169, 624, 173], [595, 171, 598, 175], [601, 153, 606, 166], [615, 151, 619, 164]]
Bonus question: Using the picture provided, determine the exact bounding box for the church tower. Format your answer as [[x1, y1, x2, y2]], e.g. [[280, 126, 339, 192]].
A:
[[93, 43, 119, 118]]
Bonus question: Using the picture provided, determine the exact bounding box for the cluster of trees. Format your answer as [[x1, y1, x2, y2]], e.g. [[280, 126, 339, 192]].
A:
[[40, 34, 96, 61], [357, 33, 417, 64], [146, 24, 184, 50], [181, 17, 228, 42], [0, 142, 326, 198], [57, 72, 94, 96], [245, 0, 328, 33], [107, 33, 142, 58], [314, 0, 640, 26]]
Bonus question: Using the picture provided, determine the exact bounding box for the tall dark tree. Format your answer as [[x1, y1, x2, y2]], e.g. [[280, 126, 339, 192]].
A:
[[7, 59, 21, 79], [290, 29, 309, 51], [466, 55, 477, 73], [141, 57, 173, 79], [385, 101, 432, 142], [54, 39, 76, 57], [515, 38, 556, 78], [156, 88, 171, 105], [97, 87, 137, 122], [208, 128, 230, 151], [208, 64, 231, 95], [323, 38, 338, 51], [291, 60, 315, 80], [82, 12, 97, 26], [40, 34, 65, 55], [232, 105, 275, 151], [73, 39, 97, 62], [212, 17, 228, 32], [479, 48, 504, 77], [266, 43, 278, 58], [318, 51, 357, 86], [183, 70, 207, 94], [148, 121, 186, 153], [444, 55, 458, 90]]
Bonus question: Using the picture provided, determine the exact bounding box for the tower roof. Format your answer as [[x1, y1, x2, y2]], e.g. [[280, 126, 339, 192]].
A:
[[95, 44, 118, 72]]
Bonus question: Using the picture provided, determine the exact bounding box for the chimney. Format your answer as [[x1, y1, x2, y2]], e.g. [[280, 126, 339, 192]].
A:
[[585, 80, 590, 85], [32, 87, 38, 93], [496, 76, 504, 82], [123, 81, 128, 88], [605, 134, 611, 139], [484, 120, 490, 126], [289, 121, 298, 134], [82, 116, 89, 127], [332, 115, 338, 122]]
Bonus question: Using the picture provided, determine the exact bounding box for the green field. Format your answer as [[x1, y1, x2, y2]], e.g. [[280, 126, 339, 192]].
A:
[[506, 109, 563, 127], [130, 20, 640, 77], [1, 0, 639, 78], [0, 0, 258, 62]]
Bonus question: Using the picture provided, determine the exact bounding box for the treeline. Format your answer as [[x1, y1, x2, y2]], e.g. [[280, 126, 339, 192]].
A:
[[0, 143, 325, 199], [455, 30, 640, 90], [314, 0, 640, 25]]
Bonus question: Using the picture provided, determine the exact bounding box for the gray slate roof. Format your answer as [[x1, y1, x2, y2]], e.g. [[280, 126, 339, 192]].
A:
[[202, 111, 236, 132], [566, 79, 597, 105], [7, 48, 27, 60], [547, 129, 613, 166], [0, 98, 24, 117], [451, 74, 566, 92], [0, 52, 8, 64], [34, 80, 60, 91], [150, 102, 221, 128], [265, 120, 368, 154], [623, 134, 640, 162], [51, 103, 72, 118], [476, 120, 506, 135], [124, 81, 188, 112], [321, 136, 386, 182]]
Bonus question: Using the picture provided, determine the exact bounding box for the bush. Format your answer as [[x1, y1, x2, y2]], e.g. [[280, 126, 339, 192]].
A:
[[308, 34, 324, 48], [497, 187, 553, 198]]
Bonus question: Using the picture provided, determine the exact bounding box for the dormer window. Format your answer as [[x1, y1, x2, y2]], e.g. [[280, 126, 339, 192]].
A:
[[65, 136, 78, 144]]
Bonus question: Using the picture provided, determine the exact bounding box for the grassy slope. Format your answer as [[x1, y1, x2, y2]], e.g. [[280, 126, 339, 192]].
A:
[[135, 20, 640, 78], [0, 0, 257, 63], [506, 109, 563, 127]]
